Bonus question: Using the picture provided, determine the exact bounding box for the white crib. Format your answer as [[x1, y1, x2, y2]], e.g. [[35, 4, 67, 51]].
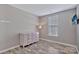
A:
[[19, 32, 39, 47]]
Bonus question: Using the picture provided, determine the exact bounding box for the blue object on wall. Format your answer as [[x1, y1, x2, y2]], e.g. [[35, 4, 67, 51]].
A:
[[72, 14, 77, 25]]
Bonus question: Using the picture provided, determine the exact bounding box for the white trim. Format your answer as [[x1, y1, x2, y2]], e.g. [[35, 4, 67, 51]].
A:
[[0, 45, 20, 53], [40, 38, 79, 53]]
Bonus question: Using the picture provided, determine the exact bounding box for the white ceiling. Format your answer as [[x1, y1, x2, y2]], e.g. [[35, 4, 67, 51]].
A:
[[10, 4, 77, 16]]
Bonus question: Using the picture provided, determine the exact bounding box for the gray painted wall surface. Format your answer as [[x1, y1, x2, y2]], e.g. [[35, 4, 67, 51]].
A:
[[77, 5, 79, 50], [0, 5, 38, 51], [39, 9, 76, 45]]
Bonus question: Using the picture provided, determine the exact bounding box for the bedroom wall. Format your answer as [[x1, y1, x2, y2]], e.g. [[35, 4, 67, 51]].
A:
[[39, 9, 77, 45], [0, 5, 38, 52], [0, 5, 9, 51], [76, 5, 79, 50]]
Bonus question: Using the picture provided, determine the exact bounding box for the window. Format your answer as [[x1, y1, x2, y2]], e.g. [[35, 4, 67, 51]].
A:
[[48, 15, 58, 36]]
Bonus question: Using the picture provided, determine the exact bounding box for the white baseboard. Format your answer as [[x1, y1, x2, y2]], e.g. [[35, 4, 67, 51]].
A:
[[40, 38, 79, 53], [0, 45, 20, 53]]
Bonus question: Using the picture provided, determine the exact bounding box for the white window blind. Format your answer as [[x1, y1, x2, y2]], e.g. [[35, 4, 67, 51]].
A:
[[48, 15, 58, 36]]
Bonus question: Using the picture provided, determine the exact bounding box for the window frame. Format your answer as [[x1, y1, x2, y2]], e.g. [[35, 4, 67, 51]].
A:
[[48, 15, 58, 37]]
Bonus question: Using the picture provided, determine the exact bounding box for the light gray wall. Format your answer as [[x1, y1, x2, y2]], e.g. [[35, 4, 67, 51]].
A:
[[0, 5, 9, 51], [76, 5, 79, 50], [39, 9, 77, 45], [0, 5, 38, 51]]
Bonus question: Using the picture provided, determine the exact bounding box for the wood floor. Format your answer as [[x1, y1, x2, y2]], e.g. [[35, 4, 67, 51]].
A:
[[2, 39, 78, 54]]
